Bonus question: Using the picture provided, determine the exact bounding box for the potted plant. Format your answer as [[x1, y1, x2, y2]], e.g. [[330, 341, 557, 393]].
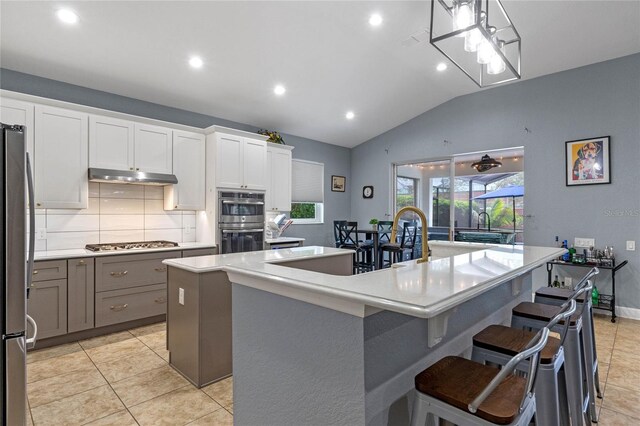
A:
[[258, 129, 285, 144], [369, 218, 379, 230]]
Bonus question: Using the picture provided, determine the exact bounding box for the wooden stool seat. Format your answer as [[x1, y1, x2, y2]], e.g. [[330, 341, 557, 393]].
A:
[[536, 287, 587, 303], [414, 356, 526, 425], [512, 302, 580, 326], [473, 325, 561, 364]]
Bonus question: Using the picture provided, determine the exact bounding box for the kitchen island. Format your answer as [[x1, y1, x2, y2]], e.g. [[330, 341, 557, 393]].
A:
[[164, 243, 564, 426]]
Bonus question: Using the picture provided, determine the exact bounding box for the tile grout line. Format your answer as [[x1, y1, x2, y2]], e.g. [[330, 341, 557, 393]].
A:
[[79, 338, 142, 426]]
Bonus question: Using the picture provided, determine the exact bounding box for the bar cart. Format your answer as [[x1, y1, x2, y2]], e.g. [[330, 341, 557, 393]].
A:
[[547, 259, 628, 322]]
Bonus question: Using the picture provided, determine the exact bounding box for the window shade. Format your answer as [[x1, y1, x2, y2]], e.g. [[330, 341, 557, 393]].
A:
[[292, 159, 324, 203]]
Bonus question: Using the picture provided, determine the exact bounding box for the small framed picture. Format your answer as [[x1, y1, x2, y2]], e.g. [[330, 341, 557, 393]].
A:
[[331, 175, 346, 192], [565, 136, 611, 186]]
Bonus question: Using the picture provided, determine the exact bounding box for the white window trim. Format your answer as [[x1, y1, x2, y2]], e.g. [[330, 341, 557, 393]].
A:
[[290, 202, 324, 225]]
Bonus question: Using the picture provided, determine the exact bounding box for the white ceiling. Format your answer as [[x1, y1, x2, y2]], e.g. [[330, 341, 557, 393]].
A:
[[1, 1, 639, 148]]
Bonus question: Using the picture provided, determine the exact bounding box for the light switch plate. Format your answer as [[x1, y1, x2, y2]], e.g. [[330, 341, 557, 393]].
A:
[[575, 237, 595, 248], [626, 241, 635, 251], [36, 228, 47, 240], [178, 288, 185, 305]]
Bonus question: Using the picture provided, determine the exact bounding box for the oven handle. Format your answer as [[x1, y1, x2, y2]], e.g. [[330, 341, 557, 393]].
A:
[[221, 199, 264, 205], [222, 229, 265, 234]]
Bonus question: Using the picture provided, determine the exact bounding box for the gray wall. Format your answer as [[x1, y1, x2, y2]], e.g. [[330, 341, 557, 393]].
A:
[[0, 68, 351, 246], [350, 53, 640, 310]]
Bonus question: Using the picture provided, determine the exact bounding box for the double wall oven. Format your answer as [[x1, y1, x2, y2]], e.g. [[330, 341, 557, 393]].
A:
[[218, 191, 265, 254]]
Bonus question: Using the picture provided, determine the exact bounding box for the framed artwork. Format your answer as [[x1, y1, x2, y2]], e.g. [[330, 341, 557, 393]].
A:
[[565, 136, 611, 186], [331, 175, 346, 192]]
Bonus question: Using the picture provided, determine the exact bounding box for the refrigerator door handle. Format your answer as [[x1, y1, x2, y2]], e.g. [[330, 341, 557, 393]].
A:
[[26, 152, 36, 294], [25, 314, 38, 349]]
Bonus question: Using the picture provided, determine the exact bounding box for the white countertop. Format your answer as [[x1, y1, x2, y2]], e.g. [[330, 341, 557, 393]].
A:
[[265, 237, 306, 244], [164, 244, 565, 319], [163, 246, 351, 272], [34, 242, 216, 261]]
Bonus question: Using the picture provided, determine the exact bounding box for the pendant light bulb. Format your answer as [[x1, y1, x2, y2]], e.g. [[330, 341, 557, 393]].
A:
[[464, 12, 485, 52], [477, 27, 497, 64], [453, 0, 475, 36], [487, 40, 506, 75]]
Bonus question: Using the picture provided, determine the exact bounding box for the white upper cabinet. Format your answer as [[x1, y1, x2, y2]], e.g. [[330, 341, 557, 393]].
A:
[[215, 133, 267, 190], [215, 133, 243, 188], [0, 97, 34, 156], [89, 115, 134, 170], [265, 145, 293, 212], [243, 138, 267, 191], [165, 130, 205, 211], [134, 124, 173, 174], [34, 105, 88, 209]]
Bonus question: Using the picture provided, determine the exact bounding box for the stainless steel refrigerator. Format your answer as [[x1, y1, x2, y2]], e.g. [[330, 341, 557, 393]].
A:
[[1, 123, 37, 425]]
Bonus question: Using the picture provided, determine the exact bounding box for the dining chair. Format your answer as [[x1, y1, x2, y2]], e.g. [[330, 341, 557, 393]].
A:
[[379, 221, 416, 268], [333, 220, 347, 248], [339, 222, 374, 274]]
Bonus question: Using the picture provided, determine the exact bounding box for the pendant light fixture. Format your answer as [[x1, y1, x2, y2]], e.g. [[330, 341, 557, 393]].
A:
[[429, 0, 521, 87], [471, 154, 502, 172]]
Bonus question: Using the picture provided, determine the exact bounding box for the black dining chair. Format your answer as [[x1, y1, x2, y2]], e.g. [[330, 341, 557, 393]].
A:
[[333, 220, 347, 248], [338, 222, 374, 274], [379, 221, 417, 268]]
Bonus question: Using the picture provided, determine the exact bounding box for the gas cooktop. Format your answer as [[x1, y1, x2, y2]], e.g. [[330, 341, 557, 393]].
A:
[[85, 240, 179, 252]]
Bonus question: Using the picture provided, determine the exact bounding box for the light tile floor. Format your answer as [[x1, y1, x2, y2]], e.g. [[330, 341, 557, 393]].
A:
[[26, 322, 232, 425], [25, 315, 640, 425]]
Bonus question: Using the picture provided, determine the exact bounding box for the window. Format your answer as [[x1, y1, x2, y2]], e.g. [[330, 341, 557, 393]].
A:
[[396, 176, 418, 210], [291, 159, 324, 224]]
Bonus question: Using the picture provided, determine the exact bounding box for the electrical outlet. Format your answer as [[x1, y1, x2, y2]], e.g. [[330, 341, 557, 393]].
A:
[[36, 228, 47, 240], [574, 237, 595, 248], [179, 288, 185, 305], [184, 224, 192, 234], [565, 277, 573, 288], [626, 241, 635, 251]]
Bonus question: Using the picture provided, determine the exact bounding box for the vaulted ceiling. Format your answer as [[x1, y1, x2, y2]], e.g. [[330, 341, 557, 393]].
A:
[[2, 1, 639, 147]]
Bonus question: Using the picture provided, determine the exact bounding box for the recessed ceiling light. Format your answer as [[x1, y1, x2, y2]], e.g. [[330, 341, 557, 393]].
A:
[[369, 14, 383, 27], [274, 85, 286, 96], [56, 8, 78, 24], [436, 62, 448, 72], [345, 111, 355, 120], [189, 56, 203, 69]]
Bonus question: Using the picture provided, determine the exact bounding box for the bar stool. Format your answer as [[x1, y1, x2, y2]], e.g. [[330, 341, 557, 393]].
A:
[[472, 299, 578, 426], [535, 282, 603, 402], [411, 328, 550, 426], [511, 268, 599, 425]]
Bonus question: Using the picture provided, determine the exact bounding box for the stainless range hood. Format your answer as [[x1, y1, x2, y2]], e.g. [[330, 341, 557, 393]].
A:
[[88, 168, 178, 186]]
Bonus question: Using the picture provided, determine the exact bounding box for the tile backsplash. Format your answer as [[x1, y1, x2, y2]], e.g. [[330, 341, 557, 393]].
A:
[[33, 183, 197, 251]]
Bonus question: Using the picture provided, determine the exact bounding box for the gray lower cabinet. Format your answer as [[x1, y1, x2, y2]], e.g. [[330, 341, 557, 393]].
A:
[[94, 251, 181, 327], [95, 283, 167, 327], [67, 258, 95, 333], [28, 260, 68, 339]]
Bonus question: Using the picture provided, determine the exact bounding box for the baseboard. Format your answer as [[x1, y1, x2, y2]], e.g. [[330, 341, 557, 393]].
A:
[[617, 306, 640, 320]]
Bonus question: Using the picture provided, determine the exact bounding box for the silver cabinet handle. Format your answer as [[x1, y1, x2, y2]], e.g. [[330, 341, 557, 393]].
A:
[[26, 315, 38, 349], [32, 270, 38, 275], [110, 304, 128, 311], [78, 260, 86, 265], [155, 267, 167, 272], [110, 270, 128, 277], [155, 297, 166, 304]]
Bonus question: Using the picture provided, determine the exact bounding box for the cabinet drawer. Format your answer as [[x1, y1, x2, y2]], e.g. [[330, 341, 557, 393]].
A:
[[95, 284, 166, 327], [32, 260, 67, 282], [95, 251, 181, 292]]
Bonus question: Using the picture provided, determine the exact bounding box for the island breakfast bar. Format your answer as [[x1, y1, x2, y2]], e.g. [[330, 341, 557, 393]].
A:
[[164, 243, 565, 426]]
